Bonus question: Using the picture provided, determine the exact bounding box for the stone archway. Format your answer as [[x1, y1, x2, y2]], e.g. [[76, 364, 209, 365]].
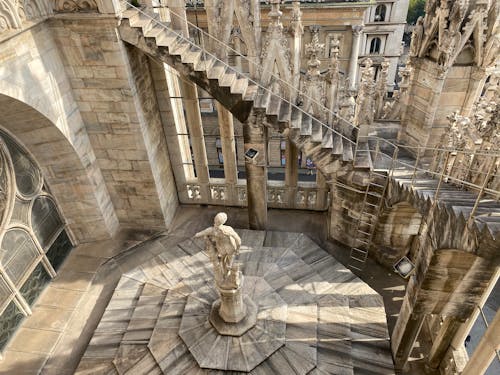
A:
[[0, 94, 117, 242], [372, 201, 423, 267]]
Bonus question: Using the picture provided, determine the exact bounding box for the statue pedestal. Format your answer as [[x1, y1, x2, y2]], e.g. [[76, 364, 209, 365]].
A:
[[218, 284, 247, 323], [209, 295, 257, 337]]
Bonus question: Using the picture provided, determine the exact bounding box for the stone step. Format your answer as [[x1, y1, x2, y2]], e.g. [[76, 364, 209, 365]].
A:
[[180, 47, 202, 65], [278, 101, 291, 125], [290, 106, 303, 129], [311, 118, 323, 143], [143, 25, 164, 39], [266, 93, 282, 117], [168, 38, 191, 56], [322, 129, 333, 149], [342, 138, 354, 161], [301, 114, 313, 136], [155, 30, 180, 47], [231, 76, 248, 96], [219, 69, 236, 88], [243, 83, 259, 101], [193, 54, 216, 72], [206, 61, 226, 80]]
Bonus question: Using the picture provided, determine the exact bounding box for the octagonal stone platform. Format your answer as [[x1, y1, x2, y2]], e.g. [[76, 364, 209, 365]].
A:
[[179, 277, 286, 371], [76, 230, 395, 374]]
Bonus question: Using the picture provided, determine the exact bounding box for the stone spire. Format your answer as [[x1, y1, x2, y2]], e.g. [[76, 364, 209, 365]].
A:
[[327, 35, 341, 117], [375, 58, 391, 117], [353, 58, 376, 127], [260, 0, 292, 96], [297, 26, 327, 120]]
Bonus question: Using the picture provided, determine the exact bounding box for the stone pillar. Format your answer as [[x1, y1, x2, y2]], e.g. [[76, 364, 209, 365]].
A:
[[393, 312, 425, 370], [244, 110, 268, 229], [461, 310, 500, 375], [348, 25, 363, 90], [451, 269, 500, 352], [316, 171, 327, 209], [169, 0, 210, 197], [217, 102, 239, 201], [461, 67, 487, 117], [285, 139, 298, 206], [427, 316, 463, 370], [181, 81, 210, 186]]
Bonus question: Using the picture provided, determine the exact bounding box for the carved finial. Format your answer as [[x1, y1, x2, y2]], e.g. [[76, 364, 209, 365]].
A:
[[289, 0, 303, 36], [305, 25, 324, 75]]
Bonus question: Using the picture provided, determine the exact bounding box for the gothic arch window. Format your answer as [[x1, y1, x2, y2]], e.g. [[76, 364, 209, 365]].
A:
[[370, 37, 382, 54], [0, 128, 73, 353], [374, 4, 387, 22]]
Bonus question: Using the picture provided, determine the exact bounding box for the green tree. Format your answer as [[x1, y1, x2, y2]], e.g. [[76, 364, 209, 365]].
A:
[[407, 0, 426, 25]]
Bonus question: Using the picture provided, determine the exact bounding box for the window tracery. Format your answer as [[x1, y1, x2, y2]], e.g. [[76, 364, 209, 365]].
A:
[[0, 129, 73, 353]]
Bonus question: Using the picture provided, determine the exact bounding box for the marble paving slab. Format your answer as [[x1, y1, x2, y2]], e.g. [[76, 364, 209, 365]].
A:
[[76, 231, 394, 374]]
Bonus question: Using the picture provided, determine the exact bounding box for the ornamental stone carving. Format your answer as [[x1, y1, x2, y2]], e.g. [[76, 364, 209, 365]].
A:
[[298, 25, 327, 121], [353, 58, 376, 126], [187, 184, 202, 200], [0, 0, 52, 32], [210, 185, 227, 201], [260, 0, 292, 96], [53, 0, 98, 12], [408, 0, 497, 77]]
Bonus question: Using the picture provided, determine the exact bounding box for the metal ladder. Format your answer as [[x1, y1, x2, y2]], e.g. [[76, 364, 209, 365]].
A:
[[348, 140, 397, 271]]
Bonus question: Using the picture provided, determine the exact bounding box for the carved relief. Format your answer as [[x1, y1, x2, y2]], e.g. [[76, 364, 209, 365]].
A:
[[298, 25, 327, 121], [353, 58, 376, 126], [53, 0, 98, 12], [237, 186, 247, 202], [409, 0, 496, 77], [268, 187, 285, 204], [210, 185, 227, 201], [0, 0, 52, 32], [187, 184, 202, 200], [260, 0, 292, 96], [374, 58, 390, 117]]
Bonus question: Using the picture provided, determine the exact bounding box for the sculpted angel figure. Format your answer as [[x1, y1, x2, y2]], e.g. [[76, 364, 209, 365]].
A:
[[195, 212, 242, 288]]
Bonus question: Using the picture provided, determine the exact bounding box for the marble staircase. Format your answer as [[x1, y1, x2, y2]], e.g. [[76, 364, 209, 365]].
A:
[[118, 8, 358, 183], [76, 231, 395, 374], [117, 6, 500, 267]]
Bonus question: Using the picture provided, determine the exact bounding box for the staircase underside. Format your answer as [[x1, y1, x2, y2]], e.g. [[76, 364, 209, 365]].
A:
[[76, 230, 394, 375]]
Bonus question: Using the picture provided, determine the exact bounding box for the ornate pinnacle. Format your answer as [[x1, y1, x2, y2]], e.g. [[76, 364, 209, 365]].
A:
[[289, 0, 303, 36], [306, 25, 324, 74]]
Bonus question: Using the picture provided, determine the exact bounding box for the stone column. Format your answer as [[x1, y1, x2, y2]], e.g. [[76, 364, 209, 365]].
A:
[[181, 81, 210, 185], [393, 312, 425, 370], [461, 310, 500, 375], [451, 269, 499, 352], [244, 110, 268, 229], [427, 316, 463, 370], [169, 0, 210, 196], [217, 102, 239, 202], [348, 25, 363, 90], [285, 139, 298, 206], [461, 67, 487, 117]]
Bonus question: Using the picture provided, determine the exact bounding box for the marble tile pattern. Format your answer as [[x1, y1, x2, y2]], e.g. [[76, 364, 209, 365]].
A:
[[75, 231, 394, 374], [178, 276, 287, 371]]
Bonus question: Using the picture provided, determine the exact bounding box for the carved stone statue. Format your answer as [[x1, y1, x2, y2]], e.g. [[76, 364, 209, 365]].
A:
[[195, 213, 256, 333], [195, 212, 242, 289]]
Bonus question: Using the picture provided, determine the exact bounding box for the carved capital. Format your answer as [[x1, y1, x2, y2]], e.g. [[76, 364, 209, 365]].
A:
[[352, 25, 363, 36]]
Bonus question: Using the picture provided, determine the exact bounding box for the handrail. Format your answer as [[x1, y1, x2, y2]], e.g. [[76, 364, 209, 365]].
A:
[[122, 0, 356, 145]]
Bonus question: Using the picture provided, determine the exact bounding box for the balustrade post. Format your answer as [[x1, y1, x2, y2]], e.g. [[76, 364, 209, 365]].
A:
[[467, 156, 497, 227]]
